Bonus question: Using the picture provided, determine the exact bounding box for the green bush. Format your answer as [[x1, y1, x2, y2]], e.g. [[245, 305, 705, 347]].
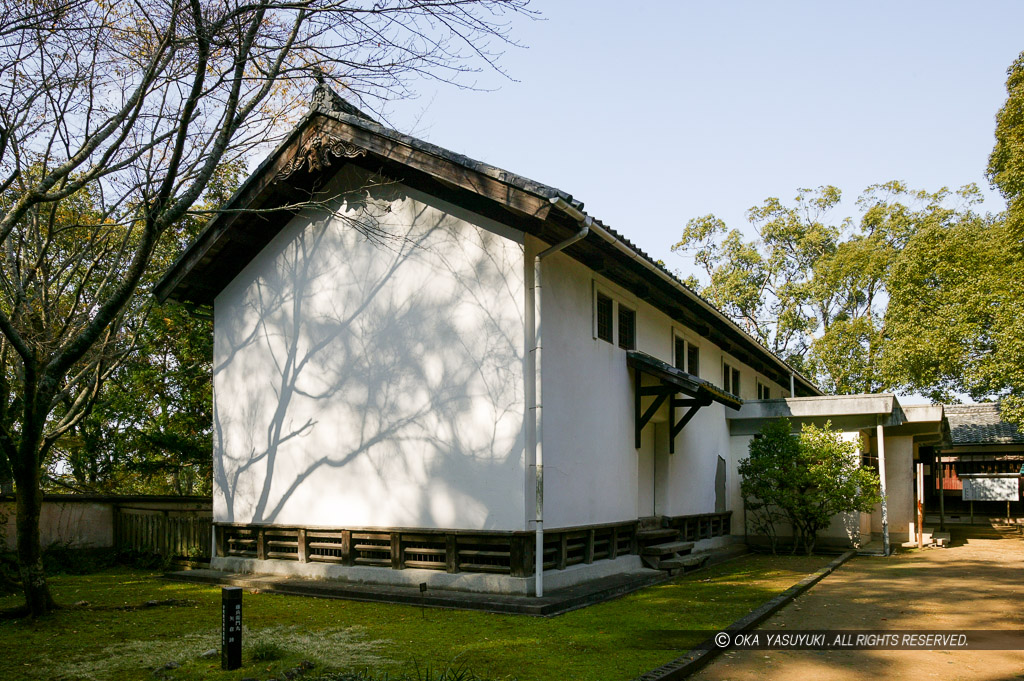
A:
[[0, 545, 118, 586], [740, 418, 882, 554], [43, 545, 117, 575], [114, 548, 171, 570]]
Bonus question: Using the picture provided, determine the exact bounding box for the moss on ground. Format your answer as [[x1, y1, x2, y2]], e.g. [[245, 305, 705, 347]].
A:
[[0, 554, 832, 681]]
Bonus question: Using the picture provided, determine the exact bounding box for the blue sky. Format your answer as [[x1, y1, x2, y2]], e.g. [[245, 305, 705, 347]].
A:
[[382, 2, 1024, 280]]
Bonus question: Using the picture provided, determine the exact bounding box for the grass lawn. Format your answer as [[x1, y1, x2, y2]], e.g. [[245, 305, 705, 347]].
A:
[[0, 554, 833, 681]]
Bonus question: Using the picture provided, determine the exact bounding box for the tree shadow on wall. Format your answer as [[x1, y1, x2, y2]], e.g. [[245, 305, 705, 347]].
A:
[[213, 168, 526, 530]]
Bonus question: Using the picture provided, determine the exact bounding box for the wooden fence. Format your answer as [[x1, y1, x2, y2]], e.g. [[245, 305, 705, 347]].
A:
[[115, 506, 213, 561]]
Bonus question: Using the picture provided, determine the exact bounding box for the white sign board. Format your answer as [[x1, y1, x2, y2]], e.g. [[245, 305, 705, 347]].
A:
[[962, 477, 1019, 502]]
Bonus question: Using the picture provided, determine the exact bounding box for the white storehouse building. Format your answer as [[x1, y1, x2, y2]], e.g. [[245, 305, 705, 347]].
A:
[[157, 88, 947, 596]]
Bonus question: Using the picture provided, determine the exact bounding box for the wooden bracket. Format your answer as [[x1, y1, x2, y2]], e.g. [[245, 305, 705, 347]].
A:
[[629, 350, 741, 453], [635, 373, 715, 453], [668, 393, 714, 453]]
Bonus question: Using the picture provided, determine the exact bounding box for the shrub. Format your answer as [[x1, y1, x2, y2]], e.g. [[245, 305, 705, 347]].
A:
[[740, 418, 882, 554]]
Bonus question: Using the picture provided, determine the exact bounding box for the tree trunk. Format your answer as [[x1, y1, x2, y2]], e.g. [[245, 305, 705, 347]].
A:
[[13, 449, 55, 616]]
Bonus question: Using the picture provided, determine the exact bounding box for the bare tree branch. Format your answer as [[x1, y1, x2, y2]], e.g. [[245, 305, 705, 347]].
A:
[[0, 0, 534, 615]]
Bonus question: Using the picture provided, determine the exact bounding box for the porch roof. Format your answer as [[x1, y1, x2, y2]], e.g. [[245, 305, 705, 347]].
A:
[[727, 394, 948, 444], [626, 351, 742, 411]]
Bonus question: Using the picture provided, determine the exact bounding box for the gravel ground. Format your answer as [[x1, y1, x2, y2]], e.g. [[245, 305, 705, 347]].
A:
[[691, 524, 1024, 681]]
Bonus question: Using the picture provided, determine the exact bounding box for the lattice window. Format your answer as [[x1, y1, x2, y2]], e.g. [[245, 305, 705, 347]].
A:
[[618, 305, 636, 350], [596, 292, 613, 342]]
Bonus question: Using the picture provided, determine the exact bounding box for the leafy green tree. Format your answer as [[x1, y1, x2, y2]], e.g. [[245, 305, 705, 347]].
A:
[[881, 212, 995, 402], [980, 50, 1024, 425], [882, 213, 1024, 421], [53, 302, 212, 496], [41, 166, 239, 496], [737, 419, 799, 554], [989, 51, 1024, 243], [881, 50, 1024, 426], [674, 183, 986, 394], [673, 187, 842, 371], [739, 419, 881, 554]]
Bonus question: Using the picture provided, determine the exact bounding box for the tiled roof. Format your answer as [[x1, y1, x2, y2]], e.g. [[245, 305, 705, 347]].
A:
[[945, 403, 1024, 445], [312, 95, 821, 394], [157, 86, 821, 394]]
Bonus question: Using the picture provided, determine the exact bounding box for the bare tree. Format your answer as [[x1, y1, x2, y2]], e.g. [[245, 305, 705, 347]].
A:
[[0, 0, 531, 616]]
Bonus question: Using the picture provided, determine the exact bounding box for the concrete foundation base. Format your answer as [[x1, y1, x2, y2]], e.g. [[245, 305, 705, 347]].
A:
[[692, 535, 734, 552], [211, 554, 648, 596]]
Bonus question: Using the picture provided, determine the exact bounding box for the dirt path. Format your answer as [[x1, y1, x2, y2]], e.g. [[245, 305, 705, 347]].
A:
[[691, 525, 1024, 681]]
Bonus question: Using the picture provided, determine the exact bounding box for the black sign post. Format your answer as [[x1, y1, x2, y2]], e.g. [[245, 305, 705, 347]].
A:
[[221, 587, 243, 670]]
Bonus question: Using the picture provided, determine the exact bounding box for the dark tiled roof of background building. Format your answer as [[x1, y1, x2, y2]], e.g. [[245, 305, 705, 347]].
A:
[[945, 403, 1024, 445]]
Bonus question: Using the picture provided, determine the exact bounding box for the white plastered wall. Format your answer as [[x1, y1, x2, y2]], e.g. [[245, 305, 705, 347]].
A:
[[213, 165, 527, 531], [872, 434, 915, 538], [537, 248, 773, 529], [728, 434, 755, 536]]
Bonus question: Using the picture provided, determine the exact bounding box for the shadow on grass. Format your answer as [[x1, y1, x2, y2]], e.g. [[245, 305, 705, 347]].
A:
[[0, 555, 836, 681]]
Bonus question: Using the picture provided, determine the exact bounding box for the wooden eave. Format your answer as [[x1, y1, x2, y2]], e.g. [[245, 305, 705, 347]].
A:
[[565, 231, 814, 395], [154, 112, 558, 306], [628, 351, 742, 453], [156, 104, 818, 397], [627, 351, 742, 411]]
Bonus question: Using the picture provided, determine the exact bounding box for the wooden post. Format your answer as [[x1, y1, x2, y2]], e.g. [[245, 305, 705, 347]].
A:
[[445, 534, 457, 573], [876, 421, 890, 556], [585, 529, 595, 564], [391, 532, 402, 569], [609, 526, 619, 559], [112, 506, 121, 553], [215, 525, 226, 558], [524, 534, 535, 576], [341, 530, 353, 566], [256, 527, 266, 560], [916, 461, 924, 549], [297, 528, 308, 563], [635, 367, 642, 448], [938, 454, 945, 531], [162, 511, 170, 557], [221, 587, 243, 670], [510, 535, 526, 577]]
